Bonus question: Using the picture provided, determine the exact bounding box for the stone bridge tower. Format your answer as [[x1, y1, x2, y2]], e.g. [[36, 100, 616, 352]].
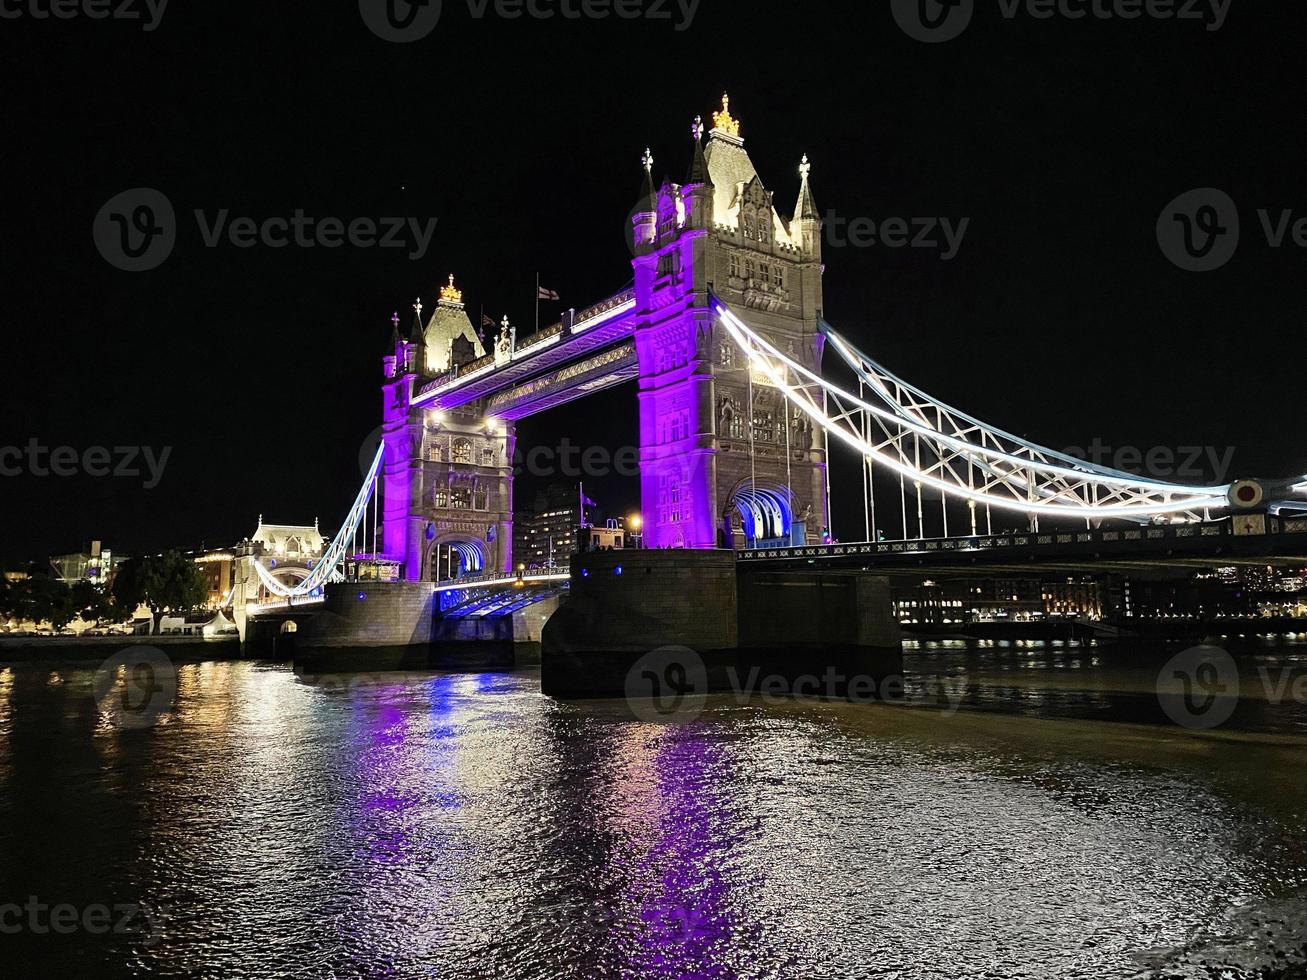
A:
[[631, 96, 828, 550], [382, 277, 516, 581]]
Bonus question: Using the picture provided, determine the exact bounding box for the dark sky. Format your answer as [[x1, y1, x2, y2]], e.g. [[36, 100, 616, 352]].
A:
[[1, 0, 1303, 563]]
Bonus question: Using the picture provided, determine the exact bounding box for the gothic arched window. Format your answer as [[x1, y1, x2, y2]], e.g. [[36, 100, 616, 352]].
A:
[[453, 439, 472, 465]]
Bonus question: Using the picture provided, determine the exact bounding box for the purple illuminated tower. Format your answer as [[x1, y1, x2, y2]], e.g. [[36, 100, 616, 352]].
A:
[[382, 281, 516, 582], [632, 96, 828, 549], [380, 97, 828, 581]]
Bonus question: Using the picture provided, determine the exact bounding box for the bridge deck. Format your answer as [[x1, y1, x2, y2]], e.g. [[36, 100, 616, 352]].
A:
[[738, 518, 1307, 577]]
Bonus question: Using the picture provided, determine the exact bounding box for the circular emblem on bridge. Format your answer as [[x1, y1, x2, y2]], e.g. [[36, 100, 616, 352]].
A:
[[890, 0, 974, 43], [1156, 645, 1239, 731], [93, 646, 179, 730], [1228, 480, 1264, 509], [624, 645, 708, 724]]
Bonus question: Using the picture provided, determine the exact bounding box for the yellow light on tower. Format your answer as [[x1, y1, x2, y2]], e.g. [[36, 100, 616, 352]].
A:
[[439, 274, 463, 305], [712, 93, 741, 138]]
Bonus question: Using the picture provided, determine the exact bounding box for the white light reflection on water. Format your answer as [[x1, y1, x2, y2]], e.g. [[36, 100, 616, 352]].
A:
[[0, 658, 1304, 978]]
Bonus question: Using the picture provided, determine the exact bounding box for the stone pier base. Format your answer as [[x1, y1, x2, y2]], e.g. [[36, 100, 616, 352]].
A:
[[541, 551, 903, 701]]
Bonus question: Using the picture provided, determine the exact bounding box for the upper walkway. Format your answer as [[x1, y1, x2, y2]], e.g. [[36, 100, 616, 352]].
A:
[[411, 290, 637, 415]]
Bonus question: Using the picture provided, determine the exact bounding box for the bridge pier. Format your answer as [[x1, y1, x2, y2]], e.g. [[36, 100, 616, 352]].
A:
[[540, 551, 903, 701]]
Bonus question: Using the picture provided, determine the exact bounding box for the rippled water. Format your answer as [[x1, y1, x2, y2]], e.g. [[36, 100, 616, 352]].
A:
[[2, 644, 1307, 978]]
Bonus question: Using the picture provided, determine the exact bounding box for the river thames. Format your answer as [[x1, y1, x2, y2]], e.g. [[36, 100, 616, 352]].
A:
[[2, 640, 1306, 978]]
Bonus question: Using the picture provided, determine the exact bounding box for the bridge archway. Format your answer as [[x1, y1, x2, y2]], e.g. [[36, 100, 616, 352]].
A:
[[254, 564, 313, 603], [724, 481, 795, 549], [425, 535, 487, 583]]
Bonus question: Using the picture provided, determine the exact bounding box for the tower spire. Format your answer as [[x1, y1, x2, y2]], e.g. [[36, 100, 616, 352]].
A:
[[794, 154, 819, 221], [686, 115, 711, 185], [710, 93, 742, 143], [410, 297, 425, 343], [640, 147, 656, 207]]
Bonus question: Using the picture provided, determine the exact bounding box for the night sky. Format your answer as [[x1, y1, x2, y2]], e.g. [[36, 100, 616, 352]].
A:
[[2, 0, 1303, 564]]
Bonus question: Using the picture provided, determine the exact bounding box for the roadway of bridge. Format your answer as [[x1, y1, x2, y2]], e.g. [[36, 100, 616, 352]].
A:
[[737, 520, 1307, 580]]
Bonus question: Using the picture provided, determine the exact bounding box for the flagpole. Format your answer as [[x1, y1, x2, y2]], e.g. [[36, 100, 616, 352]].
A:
[[535, 272, 540, 333]]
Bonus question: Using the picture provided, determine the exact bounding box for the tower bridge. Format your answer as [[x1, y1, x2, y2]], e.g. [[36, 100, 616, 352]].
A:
[[241, 95, 1307, 684]]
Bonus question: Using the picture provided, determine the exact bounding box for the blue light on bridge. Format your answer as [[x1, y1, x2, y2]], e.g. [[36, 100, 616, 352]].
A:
[[357, 592, 367, 601], [615, 566, 623, 576]]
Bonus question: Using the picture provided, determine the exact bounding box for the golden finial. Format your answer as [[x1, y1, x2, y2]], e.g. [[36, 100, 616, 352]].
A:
[[712, 93, 740, 139], [439, 274, 463, 305]]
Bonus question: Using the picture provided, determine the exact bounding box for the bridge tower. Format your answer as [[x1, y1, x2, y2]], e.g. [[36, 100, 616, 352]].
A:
[[631, 96, 828, 549], [382, 278, 517, 581]]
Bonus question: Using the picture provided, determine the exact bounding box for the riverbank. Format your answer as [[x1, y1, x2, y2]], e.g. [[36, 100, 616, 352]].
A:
[[0, 635, 243, 663]]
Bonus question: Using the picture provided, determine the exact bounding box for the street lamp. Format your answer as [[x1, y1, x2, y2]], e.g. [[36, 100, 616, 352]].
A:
[[628, 514, 644, 549]]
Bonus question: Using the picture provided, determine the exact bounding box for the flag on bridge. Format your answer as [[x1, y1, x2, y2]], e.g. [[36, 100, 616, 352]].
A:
[[537, 285, 560, 301]]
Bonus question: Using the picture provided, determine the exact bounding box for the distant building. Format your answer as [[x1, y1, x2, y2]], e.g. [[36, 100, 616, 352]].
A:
[[585, 521, 627, 552], [194, 548, 238, 608], [514, 486, 600, 568], [49, 540, 120, 587]]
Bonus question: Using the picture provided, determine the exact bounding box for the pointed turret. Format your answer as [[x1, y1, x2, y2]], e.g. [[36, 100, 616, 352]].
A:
[[792, 154, 822, 259], [389, 311, 401, 349], [409, 297, 426, 345], [631, 148, 658, 254], [424, 275, 485, 372], [404, 297, 425, 375], [794, 154, 819, 221], [640, 147, 657, 210], [686, 115, 711, 185]]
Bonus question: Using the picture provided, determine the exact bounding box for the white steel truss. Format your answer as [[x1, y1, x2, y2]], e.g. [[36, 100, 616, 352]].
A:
[[252, 444, 385, 598], [715, 302, 1231, 524]]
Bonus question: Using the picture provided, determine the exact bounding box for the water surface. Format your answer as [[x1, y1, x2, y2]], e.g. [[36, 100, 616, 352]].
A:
[[2, 643, 1306, 978]]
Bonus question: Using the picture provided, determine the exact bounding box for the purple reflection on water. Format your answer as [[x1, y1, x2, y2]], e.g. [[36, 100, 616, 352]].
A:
[[629, 728, 738, 979]]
